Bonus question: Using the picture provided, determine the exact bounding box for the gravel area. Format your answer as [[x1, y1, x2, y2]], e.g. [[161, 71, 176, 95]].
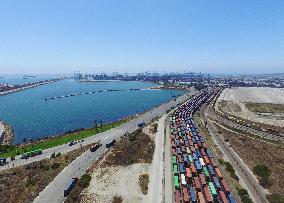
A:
[[218, 87, 284, 104], [217, 87, 284, 127], [81, 163, 150, 203]]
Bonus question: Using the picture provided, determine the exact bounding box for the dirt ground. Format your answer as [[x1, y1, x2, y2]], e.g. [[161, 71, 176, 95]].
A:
[[81, 122, 157, 203], [216, 87, 284, 127], [219, 87, 284, 104], [221, 127, 284, 195], [0, 144, 92, 203]]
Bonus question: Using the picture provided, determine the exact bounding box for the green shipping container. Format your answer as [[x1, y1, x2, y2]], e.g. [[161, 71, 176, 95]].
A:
[[172, 156, 177, 164], [173, 164, 178, 174], [208, 182, 217, 196], [174, 175, 180, 188], [188, 155, 193, 163], [202, 167, 210, 180]]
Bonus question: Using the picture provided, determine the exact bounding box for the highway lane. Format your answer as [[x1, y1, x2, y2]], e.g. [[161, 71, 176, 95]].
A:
[[201, 104, 269, 203], [0, 89, 197, 170], [33, 90, 198, 203]]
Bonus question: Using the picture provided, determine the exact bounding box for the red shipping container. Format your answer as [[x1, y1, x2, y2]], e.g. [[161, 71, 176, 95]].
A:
[[203, 186, 213, 203], [194, 177, 201, 191], [220, 179, 230, 195], [175, 190, 181, 203], [197, 191, 206, 203], [183, 187, 189, 202], [219, 191, 229, 203], [215, 168, 223, 180]]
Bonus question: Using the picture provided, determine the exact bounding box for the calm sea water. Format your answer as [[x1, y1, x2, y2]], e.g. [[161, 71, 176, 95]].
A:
[[0, 78, 184, 144]]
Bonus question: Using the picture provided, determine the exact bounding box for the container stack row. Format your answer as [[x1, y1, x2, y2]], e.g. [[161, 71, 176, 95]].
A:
[[170, 90, 237, 203]]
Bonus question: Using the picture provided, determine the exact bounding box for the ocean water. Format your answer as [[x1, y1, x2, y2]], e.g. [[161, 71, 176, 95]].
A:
[[0, 79, 184, 144]]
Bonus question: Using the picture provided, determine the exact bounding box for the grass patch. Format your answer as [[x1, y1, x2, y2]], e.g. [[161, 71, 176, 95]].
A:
[[220, 161, 239, 181], [245, 102, 284, 113], [0, 118, 128, 158], [253, 164, 272, 188], [237, 188, 253, 203], [139, 173, 149, 195]]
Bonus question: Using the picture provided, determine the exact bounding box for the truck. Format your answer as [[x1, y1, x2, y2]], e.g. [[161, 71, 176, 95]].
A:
[[106, 139, 116, 148], [64, 177, 78, 197], [90, 142, 102, 152]]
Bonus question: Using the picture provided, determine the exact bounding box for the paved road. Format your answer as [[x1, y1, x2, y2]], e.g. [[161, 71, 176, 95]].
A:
[[148, 114, 167, 203], [33, 90, 198, 203], [1, 90, 197, 171], [164, 116, 174, 203], [201, 104, 268, 203]]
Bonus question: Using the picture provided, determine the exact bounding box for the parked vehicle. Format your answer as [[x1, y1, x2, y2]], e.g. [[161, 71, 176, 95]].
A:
[[90, 142, 102, 152], [64, 177, 78, 197], [138, 121, 145, 127], [69, 140, 77, 146], [106, 139, 116, 148]]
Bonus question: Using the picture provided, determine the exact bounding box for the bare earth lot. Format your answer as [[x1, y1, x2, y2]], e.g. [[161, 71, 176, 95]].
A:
[[217, 87, 284, 127], [81, 122, 158, 203], [221, 127, 284, 195], [218, 87, 284, 104]]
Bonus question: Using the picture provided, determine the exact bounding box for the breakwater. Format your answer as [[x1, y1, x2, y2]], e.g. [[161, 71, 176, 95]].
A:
[[45, 88, 144, 101], [0, 79, 62, 97]]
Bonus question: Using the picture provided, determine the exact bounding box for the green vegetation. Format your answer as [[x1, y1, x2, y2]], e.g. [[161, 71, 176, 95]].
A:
[[219, 160, 239, 180], [50, 152, 56, 159], [267, 193, 284, 203], [152, 123, 158, 132], [139, 173, 149, 195], [78, 173, 92, 188], [245, 102, 284, 113], [51, 162, 60, 169], [253, 164, 272, 188], [0, 118, 128, 158], [237, 188, 253, 203], [253, 164, 271, 177], [112, 196, 123, 203], [25, 178, 37, 187]]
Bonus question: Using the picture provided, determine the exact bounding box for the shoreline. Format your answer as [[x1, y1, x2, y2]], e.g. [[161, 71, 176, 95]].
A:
[[0, 78, 61, 97], [0, 120, 14, 145]]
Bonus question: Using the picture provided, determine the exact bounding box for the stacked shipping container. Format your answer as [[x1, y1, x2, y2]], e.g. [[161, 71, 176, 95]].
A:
[[170, 90, 237, 203]]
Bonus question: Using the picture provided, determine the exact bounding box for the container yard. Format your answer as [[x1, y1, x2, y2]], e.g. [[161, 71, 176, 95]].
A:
[[169, 90, 237, 203]]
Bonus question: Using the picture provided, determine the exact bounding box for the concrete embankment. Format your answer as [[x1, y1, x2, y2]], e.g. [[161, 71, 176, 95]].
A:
[[0, 121, 14, 145]]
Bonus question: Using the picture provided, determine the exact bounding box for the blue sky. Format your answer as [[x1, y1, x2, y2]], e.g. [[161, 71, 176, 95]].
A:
[[0, 0, 283, 74]]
